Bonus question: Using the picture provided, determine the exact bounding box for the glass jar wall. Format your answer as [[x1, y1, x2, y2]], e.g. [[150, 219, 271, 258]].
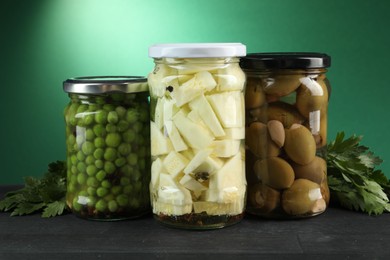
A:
[[63, 76, 151, 220], [240, 53, 331, 218], [148, 43, 247, 229]]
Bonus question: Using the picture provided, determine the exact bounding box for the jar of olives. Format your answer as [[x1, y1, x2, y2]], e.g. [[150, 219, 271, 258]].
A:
[[240, 53, 331, 218], [63, 76, 151, 220], [148, 43, 247, 229]]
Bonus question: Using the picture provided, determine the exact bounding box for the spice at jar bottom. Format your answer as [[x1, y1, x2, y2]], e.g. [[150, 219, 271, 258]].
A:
[[63, 76, 151, 221], [240, 53, 331, 219], [148, 43, 247, 229]]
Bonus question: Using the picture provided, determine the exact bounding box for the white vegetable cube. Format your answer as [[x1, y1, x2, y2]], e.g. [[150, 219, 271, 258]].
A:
[[151, 158, 164, 190], [151, 121, 173, 156], [179, 175, 207, 192], [175, 77, 203, 107], [189, 95, 225, 137], [212, 139, 241, 158], [184, 149, 212, 174], [158, 173, 192, 206], [214, 64, 246, 91], [173, 110, 214, 150], [154, 98, 164, 130], [194, 71, 217, 91], [195, 155, 224, 175], [221, 127, 245, 140], [164, 121, 188, 152], [207, 152, 246, 203], [207, 91, 244, 128], [163, 151, 189, 178]]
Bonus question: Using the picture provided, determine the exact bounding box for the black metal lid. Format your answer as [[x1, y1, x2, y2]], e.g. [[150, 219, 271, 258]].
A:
[[240, 52, 331, 70]]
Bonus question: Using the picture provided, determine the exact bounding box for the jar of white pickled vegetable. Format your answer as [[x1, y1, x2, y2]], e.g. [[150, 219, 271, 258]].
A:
[[63, 76, 151, 220], [148, 43, 247, 229]]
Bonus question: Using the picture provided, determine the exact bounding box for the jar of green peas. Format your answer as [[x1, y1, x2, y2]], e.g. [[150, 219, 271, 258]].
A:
[[63, 76, 151, 220]]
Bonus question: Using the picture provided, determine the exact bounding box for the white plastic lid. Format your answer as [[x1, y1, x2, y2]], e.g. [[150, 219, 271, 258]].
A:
[[149, 43, 246, 58]]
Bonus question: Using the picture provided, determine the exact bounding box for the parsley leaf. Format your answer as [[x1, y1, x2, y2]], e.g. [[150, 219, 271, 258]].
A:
[[0, 161, 68, 218], [327, 132, 390, 215]]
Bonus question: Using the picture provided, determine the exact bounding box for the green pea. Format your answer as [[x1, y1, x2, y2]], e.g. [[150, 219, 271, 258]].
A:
[[88, 104, 100, 111], [123, 185, 133, 195], [106, 124, 117, 133], [103, 104, 115, 111], [95, 199, 107, 212], [120, 165, 132, 176], [95, 110, 108, 124], [85, 155, 95, 165], [87, 176, 99, 187], [115, 106, 127, 119], [93, 148, 104, 159], [83, 114, 94, 126], [104, 161, 116, 174], [67, 134, 76, 147], [108, 200, 118, 212], [77, 173, 86, 185], [86, 165, 97, 176], [76, 104, 88, 113], [120, 177, 130, 186], [77, 162, 86, 173], [87, 187, 97, 196], [82, 141, 95, 155], [87, 196, 97, 207], [96, 170, 106, 181], [96, 187, 108, 197], [72, 197, 82, 211], [117, 120, 129, 132], [139, 109, 149, 122], [95, 159, 104, 169], [70, 154, 78, 165], [122, 129, 135, 142], [126, 110, 138, 123], [111, 186, 122, 195], [85, 129, 95, 141], [127, 153, 138, 166], [106, 133, 121, 147], [101, 180, 112, 189], [116, 194, 129, 207], [115, 157, 126, 167], [131, 169, 141, 181], [118, 143, 131, 156], [71, 165, 78, 175], [104, 148, 117, 161], [133, 122, 143, 133], [93, 124, 106, 137], [94, 137, 105, 148], [95, 96, 106, 105], [107, 111, 119, 124]]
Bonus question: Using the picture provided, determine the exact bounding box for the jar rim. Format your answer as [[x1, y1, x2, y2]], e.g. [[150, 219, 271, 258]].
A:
[[63, 76, 148, 94], [240, 52, 331, 70]]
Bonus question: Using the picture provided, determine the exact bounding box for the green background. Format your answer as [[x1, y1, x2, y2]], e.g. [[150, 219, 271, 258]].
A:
[[1, 0, 389, 184]]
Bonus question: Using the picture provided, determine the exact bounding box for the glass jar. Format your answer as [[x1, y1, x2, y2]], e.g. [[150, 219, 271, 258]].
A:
[[63, 76, 151, 220], [148, 43, 247, 229], [240, 53, 331, 218]]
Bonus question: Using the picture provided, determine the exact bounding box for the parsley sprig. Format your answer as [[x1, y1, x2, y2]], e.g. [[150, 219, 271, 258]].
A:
[[327, 132, 390, 215], [0, 161, 67, 217]]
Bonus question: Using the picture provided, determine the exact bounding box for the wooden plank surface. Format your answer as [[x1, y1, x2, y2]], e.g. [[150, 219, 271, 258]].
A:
[[1, 185, 390, 259]]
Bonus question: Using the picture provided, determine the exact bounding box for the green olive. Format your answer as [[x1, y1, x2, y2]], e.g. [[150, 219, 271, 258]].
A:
[[267, 102, 305, 128], [248, 183, 280, 213], [246, 122, 280, 159], [254, 157, 295, 190], [292, 156, 326, 184], [284, 124, 316, 165], [262, 74, 303, 97], [245, 78, 266, 109], [295, 78, 328, 119], [282, 179, 324, 216]]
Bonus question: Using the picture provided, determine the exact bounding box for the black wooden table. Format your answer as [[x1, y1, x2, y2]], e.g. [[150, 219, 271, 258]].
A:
[[1, 185, 390, 259]]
